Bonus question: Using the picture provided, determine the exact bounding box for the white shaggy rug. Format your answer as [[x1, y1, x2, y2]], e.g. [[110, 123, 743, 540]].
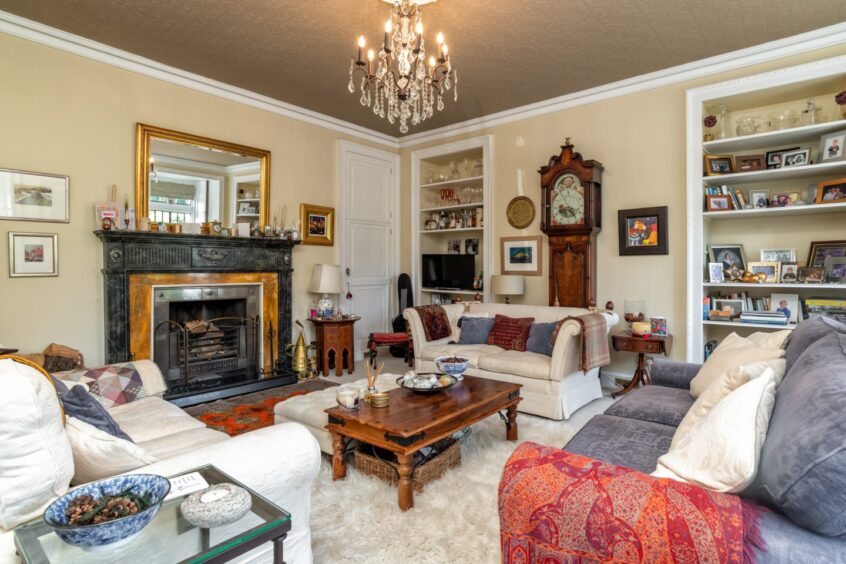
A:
[[310, 398, 612, 563]]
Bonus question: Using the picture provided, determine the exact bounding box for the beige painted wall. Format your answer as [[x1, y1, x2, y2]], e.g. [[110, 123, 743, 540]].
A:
[[400, 44, 846, 376], [0, 33, 391, 364]]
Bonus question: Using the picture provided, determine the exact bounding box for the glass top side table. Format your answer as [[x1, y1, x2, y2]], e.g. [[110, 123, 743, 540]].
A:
[[14, 465, 291, 564]]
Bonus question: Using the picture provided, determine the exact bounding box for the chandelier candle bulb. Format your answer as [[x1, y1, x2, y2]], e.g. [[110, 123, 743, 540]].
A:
[[357, 35, 365, 62], [384, 21, 391, 49]]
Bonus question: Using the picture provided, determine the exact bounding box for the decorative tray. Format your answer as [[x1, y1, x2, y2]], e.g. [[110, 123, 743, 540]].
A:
[[395, 373, 457, 394]]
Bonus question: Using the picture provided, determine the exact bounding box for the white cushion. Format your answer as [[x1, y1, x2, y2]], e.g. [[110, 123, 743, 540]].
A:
[[747, 330, 791, 350], [109, 396, 206, 443], [66, 417, 158, 485], [653, 368, 777, 493], [139, 427, 229, 460], [672, 359, 785, 447], [0, 359, 74, 529], [478, 350, 551, 380], [421, 344, 505, 366], [689, 333, 784, 397]]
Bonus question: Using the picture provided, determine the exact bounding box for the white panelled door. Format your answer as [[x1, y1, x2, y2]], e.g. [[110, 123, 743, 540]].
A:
[[339, 142, 399, 361]]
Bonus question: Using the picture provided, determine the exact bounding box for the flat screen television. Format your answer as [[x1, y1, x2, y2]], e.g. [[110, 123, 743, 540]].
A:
[[421, 254, 475, 290]]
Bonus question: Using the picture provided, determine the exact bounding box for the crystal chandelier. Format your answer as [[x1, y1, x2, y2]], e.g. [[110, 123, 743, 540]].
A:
[[348, 0, 457, 133]]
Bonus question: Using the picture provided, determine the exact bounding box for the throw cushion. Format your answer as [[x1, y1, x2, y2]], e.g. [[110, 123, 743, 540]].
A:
[[56, 360, 166, 409], [749, 332, 846, 536], [783, 316, 846, 370], [65, 417, 158, 485], [525, 321, 558, 356], [689, 332, 784, 398], [486, 314, 534, 352], [653, 369, 777, 493], [672, 358, 786, 447], [414, 305, 452, 341], [457, 317, 495, 345], [747, 330, 792, 350], [0, 358, 74, 529], [61, 385, 133, 441]]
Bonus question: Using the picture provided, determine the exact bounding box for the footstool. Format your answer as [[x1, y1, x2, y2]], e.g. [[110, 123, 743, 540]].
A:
[[273, 373, 401, 454]]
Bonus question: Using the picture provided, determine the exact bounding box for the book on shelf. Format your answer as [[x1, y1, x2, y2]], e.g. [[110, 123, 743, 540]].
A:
[[739, 312, 789, 325], [804, 296, 846, 323]]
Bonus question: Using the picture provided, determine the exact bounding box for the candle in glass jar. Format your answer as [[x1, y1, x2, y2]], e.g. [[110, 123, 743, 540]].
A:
[[337, 388, 359, 409]]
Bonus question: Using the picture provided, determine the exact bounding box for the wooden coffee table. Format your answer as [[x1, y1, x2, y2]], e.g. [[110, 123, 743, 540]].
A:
[[325, 375, 522, 511]]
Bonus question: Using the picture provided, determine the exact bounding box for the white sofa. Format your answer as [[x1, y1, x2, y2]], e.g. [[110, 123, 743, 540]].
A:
[[0, 358, 320, 564], [403, 303, 618, 420]]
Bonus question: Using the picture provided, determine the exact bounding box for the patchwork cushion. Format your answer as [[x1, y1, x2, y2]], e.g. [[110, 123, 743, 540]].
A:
[[605, 385, 695, 427], [58, 363, 155, 409], [61, 385, 133, 441], [486, 314, 534, 352], [689, 332, 783, 398], [525, 321, 558, 356], [414, 305, 452, 341], [783, 316, 846, 371], [749, 332, 846, 536], [477, 350, 551, 380], [457, 317, 495, 345]]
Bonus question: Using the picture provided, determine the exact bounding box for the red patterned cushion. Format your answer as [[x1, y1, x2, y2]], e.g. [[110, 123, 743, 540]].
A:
[[414, 305, 452, 341], [486, 314, 534, 351]]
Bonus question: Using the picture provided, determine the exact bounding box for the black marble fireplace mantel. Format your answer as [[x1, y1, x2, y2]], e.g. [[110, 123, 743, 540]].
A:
[[96, 230, 299, 371]]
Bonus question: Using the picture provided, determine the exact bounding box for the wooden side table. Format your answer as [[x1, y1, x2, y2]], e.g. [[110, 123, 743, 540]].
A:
[[610, 331, 672, 398], [309, 317, 359, 376]]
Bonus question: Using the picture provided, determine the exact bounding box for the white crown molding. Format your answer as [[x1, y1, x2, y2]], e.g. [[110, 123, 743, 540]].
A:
[[397, 22, 846, 148], [0, 10, 399, 149]]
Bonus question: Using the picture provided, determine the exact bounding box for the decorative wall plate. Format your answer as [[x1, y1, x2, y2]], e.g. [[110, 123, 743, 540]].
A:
[[506, 196, 535, 229]]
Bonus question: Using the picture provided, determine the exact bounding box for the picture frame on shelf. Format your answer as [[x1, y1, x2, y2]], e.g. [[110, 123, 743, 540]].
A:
[[709, 243, 747, 271], [749, 189, 769, 208], [735, 154, 765, 172], [447, 239, 461, 254], [818, 129, 846, 163], [770, 192, 801, 207], [807, 240, 846, 267], [300, 203, 335, 246], [617, 206, 668, 255], [464, 238, 479, 255], [770, 293, 800, 324], [713, 298, 744, 318], [501, 235, 542, 276], [760, 248, 795, 263], [0, 168, 70, 223], [8, 232, 58, 277], [765, 147, 799, 169], [708, 262, 725, 283], [779, 262, 799, 283], [798, 266, 825, 283], [824, 257, 846, 283], [703, 155, 735, 176], [815, 177, 846, 204], [780, 149, 810, 168], [748, 261, 780, 283], [705, 195, 734, 211]]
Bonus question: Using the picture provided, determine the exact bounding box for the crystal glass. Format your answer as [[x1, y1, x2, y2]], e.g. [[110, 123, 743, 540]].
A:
[[336, 385, 360, 410], [623, 300, 647, 328], [449, 160, 460, 179], [716, 104, 732, 139]]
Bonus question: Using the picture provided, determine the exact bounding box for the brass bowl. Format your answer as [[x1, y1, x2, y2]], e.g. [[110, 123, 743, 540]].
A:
[[369, 392, 390, 408]]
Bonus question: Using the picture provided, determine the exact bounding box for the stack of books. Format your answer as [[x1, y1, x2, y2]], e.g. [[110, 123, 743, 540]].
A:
[[805, 298, 846, 323], [739, 311, 789, 325]]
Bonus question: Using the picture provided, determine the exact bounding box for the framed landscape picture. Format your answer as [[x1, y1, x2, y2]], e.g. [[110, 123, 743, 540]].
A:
[[0, 168, 69, 223], [617, 206, 668, 256], [299, 203, 334, 246], [8, 232, 58, 277], [501, 236, 542, 276]]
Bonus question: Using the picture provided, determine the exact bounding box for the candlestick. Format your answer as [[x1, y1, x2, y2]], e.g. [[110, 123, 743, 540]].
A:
[[357, 35, 365, 62]]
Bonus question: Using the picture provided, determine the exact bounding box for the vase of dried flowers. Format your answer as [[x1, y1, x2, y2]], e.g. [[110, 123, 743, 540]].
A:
[[837, 90, 846, 120], [703, 114, 717, 141]]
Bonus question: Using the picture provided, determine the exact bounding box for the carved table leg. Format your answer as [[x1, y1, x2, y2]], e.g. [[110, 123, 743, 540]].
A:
[[331, 432, 346, 481], [506, 405, 519, 441], [397, 452, 414, 511], [612, 352, 648, 398], [346, 347, 354, 374]]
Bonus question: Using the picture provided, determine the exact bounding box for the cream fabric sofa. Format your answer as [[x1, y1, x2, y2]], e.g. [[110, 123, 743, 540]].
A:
[[0, 359, 320, 564], [403, 303, 618, 420]]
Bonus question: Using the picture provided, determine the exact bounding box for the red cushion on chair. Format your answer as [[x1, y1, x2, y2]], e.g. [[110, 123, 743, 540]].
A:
[[486, 314, 534, 351], [370, 332, 409, 344]]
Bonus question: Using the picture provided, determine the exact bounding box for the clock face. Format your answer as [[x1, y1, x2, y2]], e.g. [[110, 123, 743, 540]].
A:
[[550, 174, 585, 226]]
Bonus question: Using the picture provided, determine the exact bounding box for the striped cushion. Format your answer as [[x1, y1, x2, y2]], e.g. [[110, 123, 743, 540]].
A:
[[486, 314, 534, 351]]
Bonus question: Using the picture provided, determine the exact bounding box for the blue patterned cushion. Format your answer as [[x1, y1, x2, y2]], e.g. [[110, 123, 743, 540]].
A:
[[457, 317, 495, 345], [525, 322, 558, 356], [61, 385, 133, 442]]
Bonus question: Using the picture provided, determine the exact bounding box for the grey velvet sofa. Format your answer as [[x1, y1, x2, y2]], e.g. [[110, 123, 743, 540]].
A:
[[562, 316, 846, 562]]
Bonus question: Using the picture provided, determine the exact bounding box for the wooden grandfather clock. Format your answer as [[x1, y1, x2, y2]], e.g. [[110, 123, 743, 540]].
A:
[[539, 139, 603, 308]]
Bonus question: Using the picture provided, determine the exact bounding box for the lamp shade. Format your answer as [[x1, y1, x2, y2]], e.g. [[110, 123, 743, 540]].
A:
[[309, 264, 342, 294], [491, 274, 525, 296]]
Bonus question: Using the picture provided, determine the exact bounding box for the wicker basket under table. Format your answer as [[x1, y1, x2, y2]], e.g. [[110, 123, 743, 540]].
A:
[[353, 438, 461, 493]]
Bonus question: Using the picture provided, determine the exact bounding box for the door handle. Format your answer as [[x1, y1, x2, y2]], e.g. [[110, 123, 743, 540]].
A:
[[346, 267, 351, 277]]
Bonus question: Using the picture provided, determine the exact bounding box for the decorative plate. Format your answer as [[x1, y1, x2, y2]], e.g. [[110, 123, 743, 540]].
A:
[[506, 196, 535, 228], [396, 374, 458, 394]]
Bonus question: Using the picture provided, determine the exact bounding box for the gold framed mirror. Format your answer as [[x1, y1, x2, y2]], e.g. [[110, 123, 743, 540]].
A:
[[135, 124, 270, 228]]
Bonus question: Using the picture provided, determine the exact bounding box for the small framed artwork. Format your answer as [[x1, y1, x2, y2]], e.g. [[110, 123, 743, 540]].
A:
[[705, 195, 734, 211], [824, 257, 846, 283], [237, 202, 253, 215], [815, 177, 846, 204], [770, 192, 801, 207], [464, 238, 479, 255], [760, 248, 795, 263], [735, 154, 765, 172], [770, 293, 800, 324], [709, 243, 746, 271], [781, 149, 810, 168], [650, 317, 668, 336], [749, 189, 769, 208], [818, 129, 846, 163], [708, 262, 725, 283], [807, 240, 846, 267], [617, 206, 668, 256], [798, 266, 825, 283], [0, 168, 70, 223], [447, 239, 461, 254], [703, 155, 735, 176], [501, 236, 542, 276], [713, 298, 744, 318], [300, 203, 335, 246], [765, 147, 799, 169], [779, 262, 799, 283], [748, 261, 780, 283], [8, 232, 58, 277]]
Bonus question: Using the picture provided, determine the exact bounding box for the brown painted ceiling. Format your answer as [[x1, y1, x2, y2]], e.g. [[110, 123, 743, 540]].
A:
[[2, 0, 845, 136]]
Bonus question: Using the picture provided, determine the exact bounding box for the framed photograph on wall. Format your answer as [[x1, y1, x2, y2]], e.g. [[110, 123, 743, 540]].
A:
[[501, 236, 542, 276], [819, 129, 846, 163], [8, 232, 58, 277], [299, 203, 334, 246], [0, 168, 69, 223], [617, 206, 668, 256]]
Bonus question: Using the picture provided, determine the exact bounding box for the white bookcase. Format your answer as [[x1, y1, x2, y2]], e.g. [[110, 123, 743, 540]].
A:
[[685, 55, 846, 362], [411, 136, 493, 305]]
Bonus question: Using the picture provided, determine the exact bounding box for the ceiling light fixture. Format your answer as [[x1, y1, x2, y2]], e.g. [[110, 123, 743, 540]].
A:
[[348, 0, 456, 133]]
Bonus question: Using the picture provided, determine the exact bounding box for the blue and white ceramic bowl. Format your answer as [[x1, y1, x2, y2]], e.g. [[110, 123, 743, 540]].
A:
[[43, 474, 170, 549], [434, 355, 470, 379]]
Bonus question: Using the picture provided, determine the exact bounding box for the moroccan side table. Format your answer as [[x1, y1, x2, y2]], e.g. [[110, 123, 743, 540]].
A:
[[309, 316, 359, 376], [610, 331, 672, 398]]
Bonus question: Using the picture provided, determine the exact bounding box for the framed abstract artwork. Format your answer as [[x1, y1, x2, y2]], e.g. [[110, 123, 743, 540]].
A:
[[501, 236, 542, 276], [618, 206, 668, 256], [300, 203, 335, 246]]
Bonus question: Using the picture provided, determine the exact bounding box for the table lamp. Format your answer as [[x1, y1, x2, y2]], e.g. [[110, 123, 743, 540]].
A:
[[491, 274, 524, 304], [309, 264, 342, 318]]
